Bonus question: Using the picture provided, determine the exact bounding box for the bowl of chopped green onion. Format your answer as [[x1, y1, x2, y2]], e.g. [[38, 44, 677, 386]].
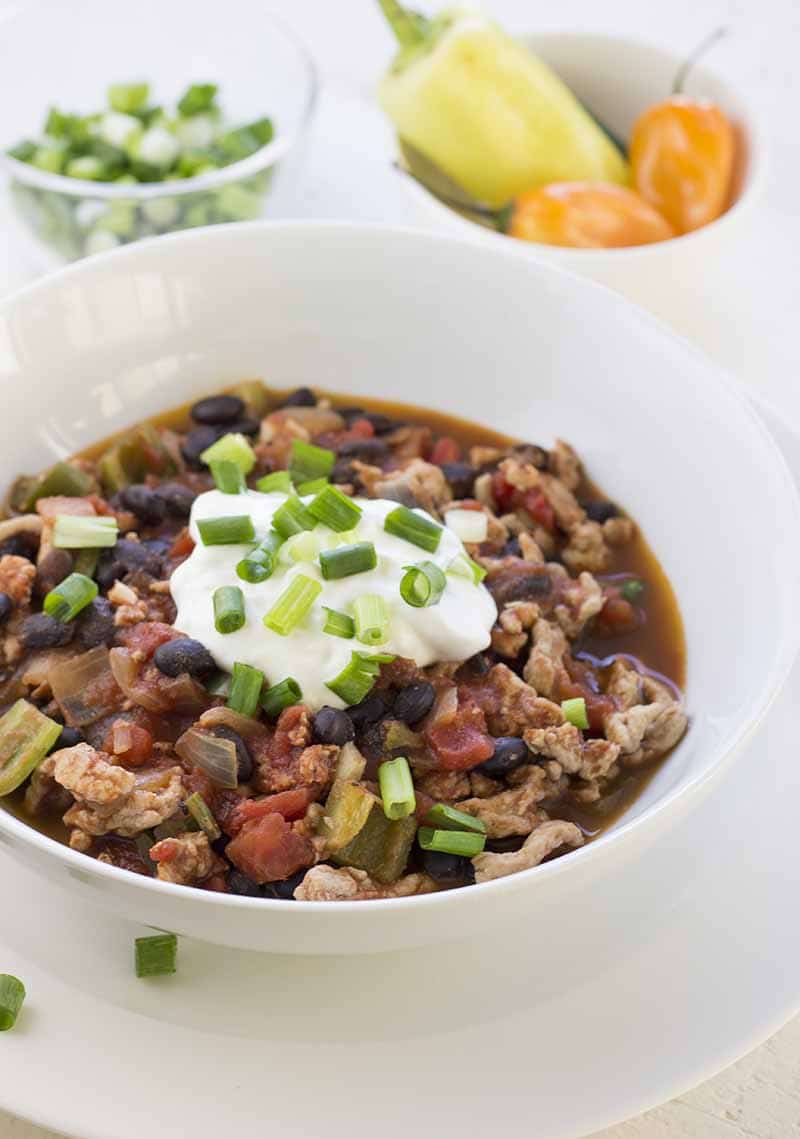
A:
[[0, 0, 318, 262]]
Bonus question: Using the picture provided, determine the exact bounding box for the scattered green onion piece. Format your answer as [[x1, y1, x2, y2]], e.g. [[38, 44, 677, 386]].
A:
[[272, 495, 316, 539], [447, 551, 487, 584], [236, 532, 283, 582], [353, 594, 390, 646], [0, 700, 62, 796], [213, 586, 246, 634], [177, 83, 218, 116], [288, 438, 335, 486], [227, 662, 264, 718], [210, 458, 245, 494], [0, 975, 26, 1031], [73, 548, 100, 579], [418, 828, 486, 857], [425, 802, 487, 835], [561, 697, 589, 730], [444, 508, 488, 543], [53, 515, 118, 549], [108, 82, 150, 113], [263, 574, 322, 636], [384, 505, 442, 553], [135, 932, 178, 978], [296, 477, 329, 496], [307, 484, 363, 532], [197, 515, 255, 546], [43, 572, 98, 622], [326, 651, 382, 705], [280, 530, 322, 564], [256, 470, 292, 494], [184, 792, 221, 841], [621, 579, 645, 602], [378, 756, 416, 820], [319, 541, 377, 580], [199, 432, 255, 474], [322, 607, 355, 639], [400, 561, 447, 608], [261, 677, 302, 719]]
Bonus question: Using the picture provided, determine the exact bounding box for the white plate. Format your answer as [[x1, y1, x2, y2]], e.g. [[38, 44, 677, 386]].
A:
[[0, 400, 797, 1139]]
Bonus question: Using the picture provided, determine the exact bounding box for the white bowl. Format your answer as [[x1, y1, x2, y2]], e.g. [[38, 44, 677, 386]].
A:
[[397, 33, 764, 323], [0, 222, 796, 955]]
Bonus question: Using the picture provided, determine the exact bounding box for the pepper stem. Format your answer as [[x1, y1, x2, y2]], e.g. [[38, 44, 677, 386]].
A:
[[377, 0, 430, 50], [672, 26, 728, 94]]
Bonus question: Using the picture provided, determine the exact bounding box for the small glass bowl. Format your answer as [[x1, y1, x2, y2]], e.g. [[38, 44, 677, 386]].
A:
[[0, 0, 318, 263]]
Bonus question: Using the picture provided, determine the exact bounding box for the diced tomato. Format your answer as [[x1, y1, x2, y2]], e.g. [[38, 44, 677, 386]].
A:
[[169, 529, 195, 559], [268, 705, 308, 766], [522, 488, 556, 532], [414, 790, 435, 823], [118, 620, 178, 658], [557, 675, 616, 733], [491, 470, 515, 513], [184, 767, 218, 806], [430, 436, 461, 465], [215, 789, 246, 835], [149, 838, 179, 864], [36, 495, 95, 519], [227, 788, 316, 836], [347, 417, 375, 439], [87, 494, 115, 516], [103, 720, 153, 767], [426, 696, 494, 771], [595, 592, 640, 636], [226, 813, 313, 884]]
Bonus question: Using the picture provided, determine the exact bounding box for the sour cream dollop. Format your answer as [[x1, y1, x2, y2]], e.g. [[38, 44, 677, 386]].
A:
[[170, 489, 497, 709]]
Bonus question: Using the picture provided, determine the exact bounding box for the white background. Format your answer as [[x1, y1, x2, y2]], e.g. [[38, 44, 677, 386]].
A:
[[1, 1, 799, 1135]]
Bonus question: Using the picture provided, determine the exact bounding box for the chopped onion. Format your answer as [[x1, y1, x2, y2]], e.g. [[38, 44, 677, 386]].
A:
[[109, 648, 206, 714], [198, 705, 268, 739], [50, 646, 119, 726], [427, 685, 458, 730], [109, 648, 164, 713], [333, 741, 367, 783], [444, 508, 488, 544], [175, 727, 238, 789]]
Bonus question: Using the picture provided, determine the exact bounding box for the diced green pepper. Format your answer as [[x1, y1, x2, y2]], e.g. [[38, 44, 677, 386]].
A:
[[228, 379, 270, 418], [332, 799, 417, 883], [108, 82, 150, 114], [177, 83, 219, 117], [10, 460, 94, 512], [0, 700, 62, 796], [7, 140, 37, 163], [97, 423, 176, 493], [322, 781, 376, 851]]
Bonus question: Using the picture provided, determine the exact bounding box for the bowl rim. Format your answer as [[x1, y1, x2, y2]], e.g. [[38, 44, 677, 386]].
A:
[[0, 218, 797, 917], [395, 29, 767, 259], [0, 8, 320, 201]]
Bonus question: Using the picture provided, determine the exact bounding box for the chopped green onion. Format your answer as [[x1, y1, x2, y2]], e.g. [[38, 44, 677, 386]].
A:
[[213, 586, 245, 634], [53, 515, 118, 549], [177, 83, 218, 116], [73, 548, 100, 579], [444, 508, 488, 543], [621, 579, 645, 601], [199, 432, 255, 474], [425, 803, 487, 835], [322, 607, 355, 639], [261, 677, 302, 719], [256, 470, 292, 494], [135, 932, 178, 978], [272, 495, 316, 539], [108, 82, 150, 113], [353, 594, 390, 646], [296, 477, 329, 496], [561, 697, 589, 730], [0, 700, 62, 796], [197, 515, 255, 546], [326, 651, 383, 705], [0, 975, 26, 1031], [447, 552, 487, 584], [307, 484, 363, 532], [236, 532, 283, 583], [263, 574, 322, 636], [400, 561, 446, 608], [184, 792, 221, 841], [227, 662, 264, 718], [288, 439, 335, 486], [378, 756, 416, 820], [210, 458, 245, 494], [319, 542, 377, 580], [280, 530, 322, 564], [384, 505, 442, 553], [418, 828, 486, 857], [43, 572, 98, 622]]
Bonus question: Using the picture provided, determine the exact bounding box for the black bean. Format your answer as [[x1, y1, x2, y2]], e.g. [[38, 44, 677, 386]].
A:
[[76, 597, 116, 649], [229, 416, 260, 437], [421, 850, 475, 883], [96, 538, 164, 589], [476, 737, 529, 779], [487, 567, 553, 609], [190, 394, 245, 425], [53, 725, 83, 750], [467, 651, 493, 677], [281, 387, 316, 408], [503, 537, 522, 557], [153, 637, 216, 678], [439, 461, 475, 498], [21, 613, 75, 648], [119, 484, 166, 525], [393, 681, 435, 726], [363, 412, 397, 435], [358, 717, 388, 760], [181, 424, 227, 466], [336, 437, 391, 462], [0, 535, 37, 558], [336, 406, 365, 423], [262, 868, 306, 900], [513, 443, 549, 471], [228, 870, 264, 898], [331, 459, 355, 486], [347, 691, 391, 728], [154, 482, 196, 519], [142, 537, 172, 559], [0, 593, 12, 625], [210, 726, 253, 782], [313, 706, 355, 746], [583, 500, 620, 523], [35, 549, 73, 597]]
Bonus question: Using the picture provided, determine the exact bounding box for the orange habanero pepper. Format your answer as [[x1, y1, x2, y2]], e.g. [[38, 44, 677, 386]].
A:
[[507, 182, 675, 249]]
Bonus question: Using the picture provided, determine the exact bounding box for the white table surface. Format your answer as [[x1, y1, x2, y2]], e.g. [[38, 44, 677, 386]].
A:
[[1, 1, 799, 1136]]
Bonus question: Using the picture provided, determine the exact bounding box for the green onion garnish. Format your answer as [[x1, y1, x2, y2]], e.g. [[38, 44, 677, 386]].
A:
[[256, 470, 292, 494], [425, 803, 487, 835], [319, 542, 377, 580], [378, 756, 416, 820], [213, 585, 246, 634], [0, 700, 62, 795], [353, 594, 389, 646], [288, 438, 335, 486], [53, 515, 118, 549], [227, 662, 264, 718], [272, 495, 316, 539], [0, 975, 26, 1031], [261, 677, 302, 719], [296, 477, 329, 496], [307, 484, 363, 532], [322, 607, 355, 639], [418, 828, 486, 857], [263, 574, 322, 636], [199, 432, 255, 474], [197, 515, 255, 546], [384, 505, 442, 553], [210, 458, 245, 494], [561, 697, 589, 729], [621, 579, 645, 601], [236, 531, 283, 582], [280, 530, 322, 564], [326, 651, 383, 705], [135, 932, 178, 978], [184, 792, 221, 841], [43, 572, 98, 622], [447, 551, 488, 585], [400, 561, 447, 608]]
